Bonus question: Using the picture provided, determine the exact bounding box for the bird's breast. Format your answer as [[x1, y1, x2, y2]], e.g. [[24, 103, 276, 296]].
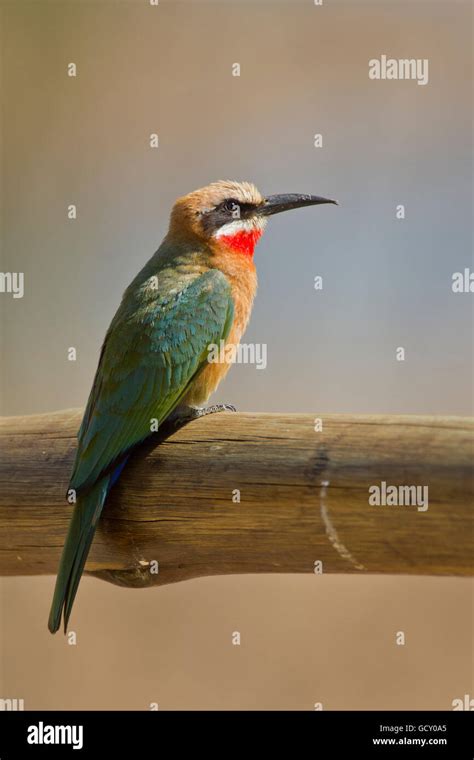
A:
[[183, 254, 257, 406]]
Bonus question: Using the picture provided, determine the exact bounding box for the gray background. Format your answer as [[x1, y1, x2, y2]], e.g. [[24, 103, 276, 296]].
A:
[[1, 0, 472, 710]]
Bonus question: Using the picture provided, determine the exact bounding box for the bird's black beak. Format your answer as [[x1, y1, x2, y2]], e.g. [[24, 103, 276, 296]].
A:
[[259, 193, 338, 217]]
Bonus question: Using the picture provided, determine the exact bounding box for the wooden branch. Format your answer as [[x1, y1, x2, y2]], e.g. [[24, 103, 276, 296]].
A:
[[0, 410, 472, 586]]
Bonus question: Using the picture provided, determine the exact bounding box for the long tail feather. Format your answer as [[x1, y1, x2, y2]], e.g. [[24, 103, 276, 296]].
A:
[[48, 475, 111, 634]]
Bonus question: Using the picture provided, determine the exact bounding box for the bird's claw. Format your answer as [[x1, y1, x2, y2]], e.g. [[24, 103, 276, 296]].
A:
[[203, 403, 237, 415], [190, 403, 237, 419], [171, 403, 237, 429]]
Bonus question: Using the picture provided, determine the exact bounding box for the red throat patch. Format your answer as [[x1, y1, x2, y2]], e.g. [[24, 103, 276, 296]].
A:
[[219, 229, 263, 257]]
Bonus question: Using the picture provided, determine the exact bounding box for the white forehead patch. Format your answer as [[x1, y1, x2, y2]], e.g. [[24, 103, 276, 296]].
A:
[[214, 217, 267, 239]]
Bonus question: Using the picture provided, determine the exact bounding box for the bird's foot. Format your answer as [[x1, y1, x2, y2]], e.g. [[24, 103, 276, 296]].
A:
[[193, 403, 237, 418], [168, 403, 236, 431]]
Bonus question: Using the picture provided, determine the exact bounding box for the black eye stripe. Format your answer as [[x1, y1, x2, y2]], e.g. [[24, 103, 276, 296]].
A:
[[220, 198, 239, 212], [200, 199, 259, 233], [219, 200, 254, 213]]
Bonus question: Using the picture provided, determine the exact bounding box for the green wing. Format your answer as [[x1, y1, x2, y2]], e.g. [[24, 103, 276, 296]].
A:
[[70, 269, 234, 492]]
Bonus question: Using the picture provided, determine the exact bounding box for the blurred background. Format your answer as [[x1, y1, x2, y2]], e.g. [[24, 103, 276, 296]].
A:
[[0, 0, 472, 709]]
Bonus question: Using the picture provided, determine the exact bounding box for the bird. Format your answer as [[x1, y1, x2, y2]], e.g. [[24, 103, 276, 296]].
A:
[[48, 180, 337, 633]]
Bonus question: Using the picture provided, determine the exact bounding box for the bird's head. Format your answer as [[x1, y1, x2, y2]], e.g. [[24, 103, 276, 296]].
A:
[[168, 180, 337, 257]]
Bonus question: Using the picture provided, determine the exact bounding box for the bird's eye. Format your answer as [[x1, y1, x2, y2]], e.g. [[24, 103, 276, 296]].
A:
[[223, 199, 238, 213]]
